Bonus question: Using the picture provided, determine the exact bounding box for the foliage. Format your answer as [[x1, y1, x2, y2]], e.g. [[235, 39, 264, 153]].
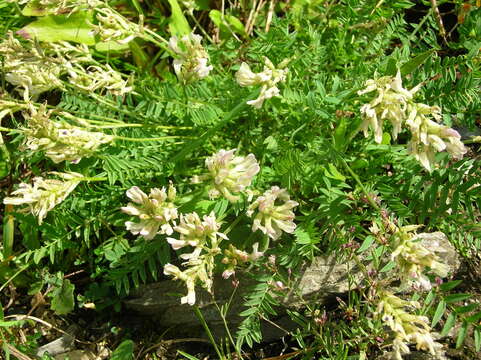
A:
[[1, 0, 480, 359]]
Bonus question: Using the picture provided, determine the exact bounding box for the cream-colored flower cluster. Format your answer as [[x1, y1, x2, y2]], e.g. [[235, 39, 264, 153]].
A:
[[375, 291, 443, 360], [405, 103, 467, 171], [358, 71, 467, 171], [164, 211, 227, 305], [390, 225, 450, 291], [192, 148, 260, 202], [168, 32, 213, 84], [247, 186, 299, 240], [236, 57, 288, 108], [122, 149, 299, 305], [0, 32, 132, 100], [3, 172, 84, 224], [21, 104, 114, 163], [0, 33, 64, 100], [121, 184, 178, 240], [8, 0, 100, 15]]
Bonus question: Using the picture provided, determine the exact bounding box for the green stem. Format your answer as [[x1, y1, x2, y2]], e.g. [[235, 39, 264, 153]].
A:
[[81, 176, 107, 182], [193, 306, 225, 359], [339, 156, 381, 212], [0, 263, 30, 293], [114, 135, 191, 142]]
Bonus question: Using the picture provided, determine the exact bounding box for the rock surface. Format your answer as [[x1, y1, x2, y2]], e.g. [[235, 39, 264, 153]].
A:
[[124, 232, 460, 339]]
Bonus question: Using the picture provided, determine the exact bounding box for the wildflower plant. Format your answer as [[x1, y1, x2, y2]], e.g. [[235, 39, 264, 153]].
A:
[[168, 32, 213, 83], [3, 171, 84, 224], [236, 57, 288, 108], [192, 148, 260, 202], [358, 71, 468, 171], [1, 1, 480, 359]]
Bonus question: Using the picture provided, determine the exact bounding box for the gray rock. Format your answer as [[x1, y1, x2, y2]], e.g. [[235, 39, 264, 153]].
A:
[[123, 232, 460, 339], [36, 325, 78, 357]]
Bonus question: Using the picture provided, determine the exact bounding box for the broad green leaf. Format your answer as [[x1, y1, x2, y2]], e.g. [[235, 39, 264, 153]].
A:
[[18, 12, 95, 45], [167, 0, 191, 36], [209, 10, 247, 37], [96, 41, 130, 52], [50, 278, 75, 315], [431, 300, 446, 327], [111, 340, 134, 360]]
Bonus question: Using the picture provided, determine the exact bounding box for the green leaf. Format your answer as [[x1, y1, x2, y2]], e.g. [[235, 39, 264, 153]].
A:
[[18, 12, 95, 45], [111, 340, 134, 360], [177, 350, 201, 360], [444, 293, 471, 304], [50, 278, 75, 315], [456, 322, 468, 348], [431, 300, 446, 327], [209, 10, 247, 38], [440, 312, 456, 337], [400, 49, 436, 75], [474, 328, 480, 352], [167, 0, 191, 36], [440, 280, 462, 291], [357, 236, 374, 253], [466, 311, 481, 323]]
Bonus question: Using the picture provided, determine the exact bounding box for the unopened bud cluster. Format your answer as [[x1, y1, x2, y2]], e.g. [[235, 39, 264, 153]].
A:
[[236, 57, 288, 108], [358, 71, 467, 171]]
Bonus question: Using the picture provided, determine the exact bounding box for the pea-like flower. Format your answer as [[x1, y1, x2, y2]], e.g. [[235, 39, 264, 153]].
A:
[[221, 243, 263, 279], [236, 57, 288, 108], [247, 186, 298, 240], [192, 149, 260, 202], [0, 32, 64, 99], [358, 71, 419, 144], [406, 103, 467, 171], [3, 172, 83, 224], [375, 291, 443, 360], [91, 6, 141, 44], [164, 211, 227, 305], [391, 226, 451, 291], [121, 184, 178, 240], [166, 211, 227, 260], [21, 104, 114, 163], [168, 33, 213, 83]]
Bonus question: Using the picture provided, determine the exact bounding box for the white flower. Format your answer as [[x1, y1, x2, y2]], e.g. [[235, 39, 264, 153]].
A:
[[406, 104, 467, 171], [166, 211, 227, 257], [391, 226, 451, 291], [22, 104, 114, 163], [194, 149, 260, 202], [375, 291, 441, 360], [358, 71, 418, 143], [247, 186, 298, 240], [236, 57, 288, 108], [168, 33, 213, 83], [3, 172, 83, 224], [121, 184, 178, 240]]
